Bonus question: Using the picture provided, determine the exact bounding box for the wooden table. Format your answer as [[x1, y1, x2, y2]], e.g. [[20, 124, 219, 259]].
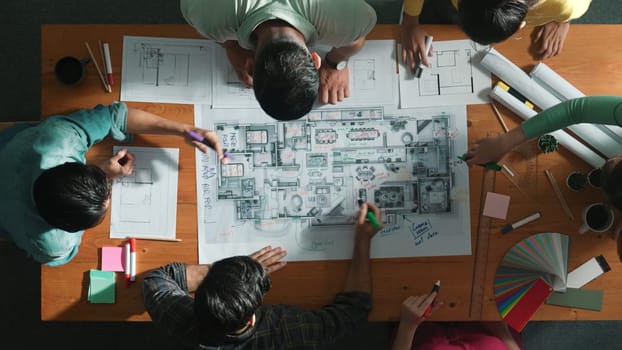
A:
[[41, 24, 622, 322]]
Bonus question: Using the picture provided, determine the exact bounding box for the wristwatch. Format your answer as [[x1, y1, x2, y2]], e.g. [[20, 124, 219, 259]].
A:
[[324, 53, 348, 71]]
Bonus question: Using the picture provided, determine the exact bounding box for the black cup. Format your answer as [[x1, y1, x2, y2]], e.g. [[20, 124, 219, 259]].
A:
[[566, 171, 587, 191], [54, 56, 90, 85], [588, 168, 602, 188]]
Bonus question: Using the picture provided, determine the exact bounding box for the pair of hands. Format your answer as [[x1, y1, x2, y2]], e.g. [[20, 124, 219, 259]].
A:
[[249, 202, 384, 273], [100, 128, 226, 179], [225, 41, 350, 105]]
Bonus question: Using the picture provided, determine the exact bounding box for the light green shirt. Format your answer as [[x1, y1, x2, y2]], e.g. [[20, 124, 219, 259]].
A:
[[0, 102, 129, 266], [180, 0, 377, 49], [521, 96, 622, 139]]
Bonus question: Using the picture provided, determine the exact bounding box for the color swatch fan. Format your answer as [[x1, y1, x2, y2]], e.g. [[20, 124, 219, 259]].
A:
[[494, 232, 569, 332]]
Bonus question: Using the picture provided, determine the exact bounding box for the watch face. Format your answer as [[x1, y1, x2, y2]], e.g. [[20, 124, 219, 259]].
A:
[[336, 61, 347, 71]]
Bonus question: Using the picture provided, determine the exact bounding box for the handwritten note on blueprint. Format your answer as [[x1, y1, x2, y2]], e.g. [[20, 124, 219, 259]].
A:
[[399, 40, 490, 108], [194, 104, 471, 263], [110, 146, 179, 240], [121, 36, 214, 104]]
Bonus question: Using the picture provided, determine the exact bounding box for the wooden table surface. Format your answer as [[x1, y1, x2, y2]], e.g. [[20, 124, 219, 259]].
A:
[[40, 24, 622, 322]]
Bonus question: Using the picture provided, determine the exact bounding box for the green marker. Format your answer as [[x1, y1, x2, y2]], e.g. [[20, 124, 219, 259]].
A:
[[358, 199, 381, 228], [458, 155, 502, 171]]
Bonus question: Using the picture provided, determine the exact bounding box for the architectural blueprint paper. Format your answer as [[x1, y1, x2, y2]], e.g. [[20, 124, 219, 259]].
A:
[[110, 146, 179, 240], [121, 36, 214, 104], [211, 46, 260, 109], [399, 40, 490, 108], [195, 105, 471, 263]]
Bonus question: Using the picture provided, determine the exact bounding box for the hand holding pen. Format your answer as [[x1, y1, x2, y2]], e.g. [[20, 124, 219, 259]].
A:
[[187, 129, 230, 164], [355, 201, 383, 240]]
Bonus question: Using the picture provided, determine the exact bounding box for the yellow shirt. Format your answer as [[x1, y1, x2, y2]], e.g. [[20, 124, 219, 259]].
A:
[[403, 0, 591, 26]]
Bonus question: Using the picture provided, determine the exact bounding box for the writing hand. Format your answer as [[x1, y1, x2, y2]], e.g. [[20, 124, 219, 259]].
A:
[[355, 202, 383, 241], [186, 128, 229, 164], [533, 21, 570, 59], [319, 66, 350, 105], [100, 148, 135, 179], [224, 41, 254, 87], [463, 136, 509, 167], [399, 293, 442, 328], [401, 15, 432, 73], [249, 245, 287, 274]]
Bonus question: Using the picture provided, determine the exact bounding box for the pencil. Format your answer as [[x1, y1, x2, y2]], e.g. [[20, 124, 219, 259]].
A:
[[491, 101, 509, 133], [133, 236, 183, 242], [84, 42, 111, 93], [544, 169, 575, 220]]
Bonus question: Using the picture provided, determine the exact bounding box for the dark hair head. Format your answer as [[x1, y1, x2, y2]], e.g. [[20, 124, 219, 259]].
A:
[[601, 158, 622, 211], [194, 256, 270, 335], [33, 162, 110, 232], [253, 39, 319, 121], [458, 0, 530, 45]]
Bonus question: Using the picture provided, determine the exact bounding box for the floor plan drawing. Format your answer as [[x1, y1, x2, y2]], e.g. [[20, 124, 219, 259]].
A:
[[110, 146, 180, 240], [195, 105, 471, 263], [211, 46, 261, 109], [399, 40, 490, 108], [121, 36, 214, 104]]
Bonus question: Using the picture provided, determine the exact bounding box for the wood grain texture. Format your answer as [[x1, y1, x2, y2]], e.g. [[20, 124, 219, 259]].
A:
[[40, 24, 622, 322]]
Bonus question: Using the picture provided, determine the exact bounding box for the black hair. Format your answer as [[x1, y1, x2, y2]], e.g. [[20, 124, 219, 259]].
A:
[[601, 160, 622, 211], [33, 162, 110, 232], [458, 0, 532, 45], [253, 39, 319, 121], [194, 256, 271, 335]]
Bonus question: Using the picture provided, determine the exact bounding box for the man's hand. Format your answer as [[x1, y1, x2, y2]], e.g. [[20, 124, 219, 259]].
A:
[[319, 66, 350, 104], [401, 14, 432, 73], [223, 40, 254, 87], [250, 246, 287, 273], [100, 148, 135, 179], [355, 202, 383, 241], [186, 127, 229, 164], [399, 293, 441, 329], [463, 135, 508, 167], [532, 21, 570, 59]]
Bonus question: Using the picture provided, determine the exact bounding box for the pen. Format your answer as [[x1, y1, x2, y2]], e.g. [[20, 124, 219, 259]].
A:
[[103, 42, 114, 86], [501, 212, 542, 234], [129, 237, 137, 282], [357, 199, 380, 228], [415, 35, 433, 78], [458, 155, 502, 171], [187, 130, 232, 159], [124, 242, 131, 286], [423, 280, 441, 317]]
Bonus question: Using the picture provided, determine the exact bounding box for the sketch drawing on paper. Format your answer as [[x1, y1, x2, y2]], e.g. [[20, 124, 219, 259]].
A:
[[110, 146, 180, 240], [195, 105, 471, 263], [399, 39, 490, 108], [121, 36, 213, 104]]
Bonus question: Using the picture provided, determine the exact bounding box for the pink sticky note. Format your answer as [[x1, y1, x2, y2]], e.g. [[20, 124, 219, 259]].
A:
[[101, 246, 125, 272], [483, 192, 511, 219]]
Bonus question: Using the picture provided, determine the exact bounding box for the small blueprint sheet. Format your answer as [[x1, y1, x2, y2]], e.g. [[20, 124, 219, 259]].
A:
[[195, 105, 471, 263], [110, 146, 179, 240], [121, 36, 214, 104], [399, 40, 490, 108]]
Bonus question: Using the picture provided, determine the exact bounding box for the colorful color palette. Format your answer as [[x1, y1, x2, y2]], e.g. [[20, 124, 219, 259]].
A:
[[494, 232, 569, 331]]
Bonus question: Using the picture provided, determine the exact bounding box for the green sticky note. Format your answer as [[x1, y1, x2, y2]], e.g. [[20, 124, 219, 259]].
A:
[[545, 288, 603, 311], [88, 269, 116, 304]]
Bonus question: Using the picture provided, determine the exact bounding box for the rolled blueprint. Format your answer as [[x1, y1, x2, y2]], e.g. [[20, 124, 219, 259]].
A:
[[531, 62, 622, 145], [489, 86, 607, 168], [480, 48, 620, 158], [480, 48, 561, 109]]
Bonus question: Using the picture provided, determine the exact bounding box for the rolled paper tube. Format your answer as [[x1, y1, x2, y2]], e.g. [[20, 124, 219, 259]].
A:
[[489, 86, 606, 168], [531, 62, 622, 146]]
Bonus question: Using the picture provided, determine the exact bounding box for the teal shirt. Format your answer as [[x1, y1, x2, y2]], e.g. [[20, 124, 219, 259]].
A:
[[521, 96, 622, 139], [0, 102, 129, 266]]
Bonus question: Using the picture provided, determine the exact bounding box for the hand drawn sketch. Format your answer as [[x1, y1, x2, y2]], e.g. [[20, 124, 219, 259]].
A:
[[211, 46, 260, 109], [195, 105, 471, 263], [110, 146, 179, 240], [399, 40, 491, 108], [121, 36, 213, 104]]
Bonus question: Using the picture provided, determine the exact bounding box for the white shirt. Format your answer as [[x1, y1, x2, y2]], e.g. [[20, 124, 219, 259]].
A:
[[180, 0, 377, 49]]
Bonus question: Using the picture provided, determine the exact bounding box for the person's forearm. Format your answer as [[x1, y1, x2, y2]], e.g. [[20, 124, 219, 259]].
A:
[[185, 264, 210, 292], [126, 108, 191, 136], [391, 322, 418, 350], [344, 238, 372, 293], [503, 125, 529, 152], [326, 37, 367, 64]]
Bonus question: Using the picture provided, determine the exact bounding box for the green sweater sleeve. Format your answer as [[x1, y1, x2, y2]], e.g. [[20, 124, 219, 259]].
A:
[[521, 96, 622, 139]]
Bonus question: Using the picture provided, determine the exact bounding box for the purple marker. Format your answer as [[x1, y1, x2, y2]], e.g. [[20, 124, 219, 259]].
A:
[[187, 131, 231, 159]]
